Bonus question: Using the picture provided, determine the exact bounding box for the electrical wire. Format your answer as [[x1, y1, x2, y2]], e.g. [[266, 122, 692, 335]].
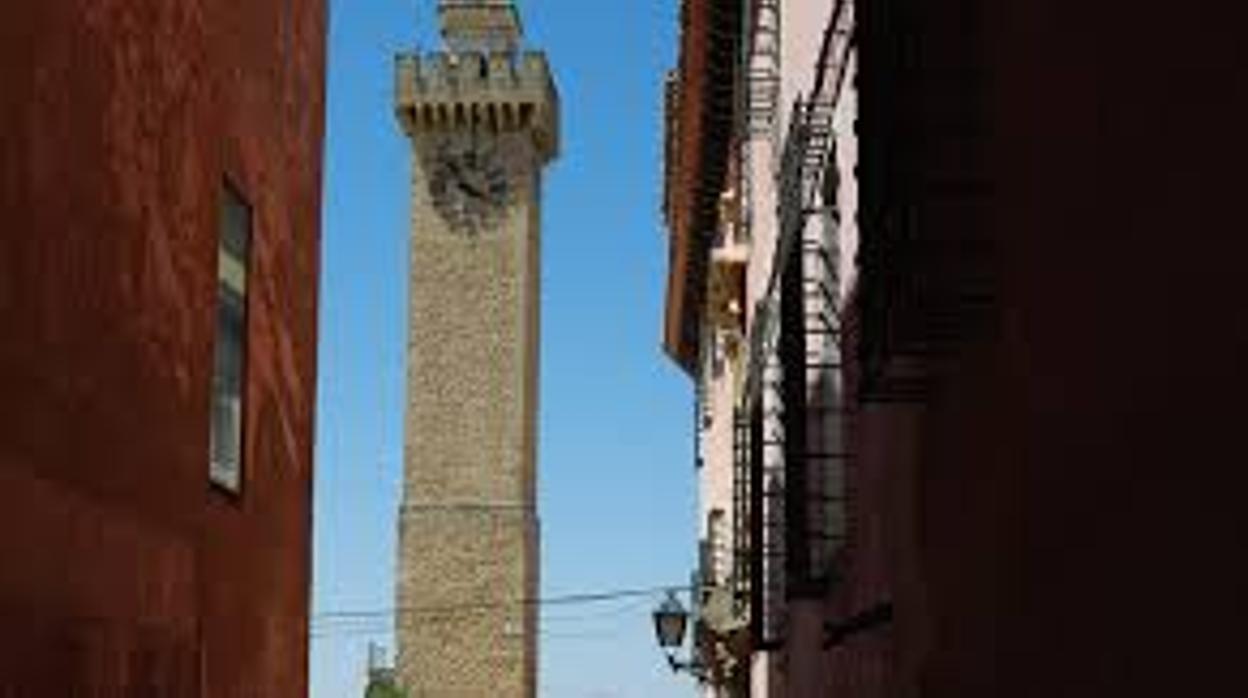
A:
[[310, 594, 663, 639], [310, 583, 689, 623]]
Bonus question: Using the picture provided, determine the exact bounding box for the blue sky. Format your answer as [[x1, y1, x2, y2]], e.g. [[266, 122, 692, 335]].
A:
[[311, 2, 696, 696]]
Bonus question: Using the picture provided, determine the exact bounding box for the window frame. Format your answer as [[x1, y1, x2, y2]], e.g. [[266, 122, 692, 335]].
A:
[[209, 176, 253, 498]]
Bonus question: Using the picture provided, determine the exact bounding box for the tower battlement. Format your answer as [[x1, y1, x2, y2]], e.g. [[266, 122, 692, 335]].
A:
[[395, 50, 559, 161]]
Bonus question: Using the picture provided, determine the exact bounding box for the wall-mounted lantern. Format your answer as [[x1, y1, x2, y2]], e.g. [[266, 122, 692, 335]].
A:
[[652, 590, 706, 678]]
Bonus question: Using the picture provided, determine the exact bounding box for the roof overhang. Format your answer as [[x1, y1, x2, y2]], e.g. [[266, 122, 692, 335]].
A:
[[661, 0, 740, 376]]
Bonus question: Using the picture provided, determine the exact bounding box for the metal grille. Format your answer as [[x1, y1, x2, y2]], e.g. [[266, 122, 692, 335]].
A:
[[758, 337, 787, 646], [739, 384, 781, 650], [705, 509, 731, 587], [693, 393, 704, 470], [777, 95, 848, 593], [857, 0, 996, 402], [745, 0, 781, 138], [802, 217, 849, 585], [739, 91, 852, 644], [731, 406, 752, 616], [735, 0, 782, 254]]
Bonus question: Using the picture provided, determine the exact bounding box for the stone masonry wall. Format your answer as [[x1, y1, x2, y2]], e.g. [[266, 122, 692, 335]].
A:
[[396, 126, 540, 697]]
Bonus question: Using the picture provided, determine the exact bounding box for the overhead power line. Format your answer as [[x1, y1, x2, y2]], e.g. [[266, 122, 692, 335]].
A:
[[311, 583, 690, 623], [311, 596, 659, 639]]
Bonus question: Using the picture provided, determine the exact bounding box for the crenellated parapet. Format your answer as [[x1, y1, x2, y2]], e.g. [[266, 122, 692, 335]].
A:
[[395, 49, 559, 163]]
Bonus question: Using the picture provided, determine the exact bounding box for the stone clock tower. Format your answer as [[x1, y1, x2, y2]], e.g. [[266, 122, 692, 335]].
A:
[[393, 1, 557, 695]]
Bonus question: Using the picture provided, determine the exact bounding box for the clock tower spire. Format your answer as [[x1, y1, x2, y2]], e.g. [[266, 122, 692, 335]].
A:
[[393, 1, 558, 695]]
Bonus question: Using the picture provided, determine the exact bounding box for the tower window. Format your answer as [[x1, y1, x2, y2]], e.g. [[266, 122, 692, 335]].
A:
[[210, 180, 251, 493]]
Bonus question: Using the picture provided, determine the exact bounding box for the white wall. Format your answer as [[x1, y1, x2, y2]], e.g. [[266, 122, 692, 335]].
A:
[[779, 0, 829, 135], [830, 38, 859, 305], [698, 342, 736, 555]]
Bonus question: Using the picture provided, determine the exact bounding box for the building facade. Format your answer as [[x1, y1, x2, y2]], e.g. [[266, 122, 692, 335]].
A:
[[0, 0, 326, 696], [392, 2, 558, 695], [665, 1, 1248, 697], [664, 1, 859, 695]]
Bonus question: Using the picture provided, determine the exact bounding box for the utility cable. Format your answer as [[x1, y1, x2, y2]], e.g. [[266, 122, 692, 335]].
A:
[[311, 582, 691, 623]]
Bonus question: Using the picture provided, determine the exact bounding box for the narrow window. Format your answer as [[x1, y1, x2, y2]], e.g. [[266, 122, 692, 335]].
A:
[[210, 181, 251, 493]]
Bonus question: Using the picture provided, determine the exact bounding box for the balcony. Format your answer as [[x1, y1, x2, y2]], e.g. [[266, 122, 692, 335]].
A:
[[707, 187, 749, 341]]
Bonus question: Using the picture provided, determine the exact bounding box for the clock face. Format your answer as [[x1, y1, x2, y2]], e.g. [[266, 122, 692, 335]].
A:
[[426, 135, 512, 236]]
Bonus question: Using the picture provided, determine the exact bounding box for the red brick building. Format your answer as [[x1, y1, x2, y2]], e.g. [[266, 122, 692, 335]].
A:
[[0, 1, 326, 695]]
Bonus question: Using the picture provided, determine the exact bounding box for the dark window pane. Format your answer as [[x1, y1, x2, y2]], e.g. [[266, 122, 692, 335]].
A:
[[221, 184, 251, 261], [210, 182, 250, 493]]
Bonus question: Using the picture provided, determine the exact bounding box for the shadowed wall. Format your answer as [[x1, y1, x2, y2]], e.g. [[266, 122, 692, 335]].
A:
[[840, 2, 1248, 696]]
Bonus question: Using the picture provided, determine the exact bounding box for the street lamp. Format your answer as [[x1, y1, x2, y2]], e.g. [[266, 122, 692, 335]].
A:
[[653, 590, 688, 649], [652, 590, 704, 678]]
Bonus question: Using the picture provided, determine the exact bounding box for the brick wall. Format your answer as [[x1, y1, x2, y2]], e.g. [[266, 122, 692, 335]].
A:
[[0, 1, 326, 695]]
